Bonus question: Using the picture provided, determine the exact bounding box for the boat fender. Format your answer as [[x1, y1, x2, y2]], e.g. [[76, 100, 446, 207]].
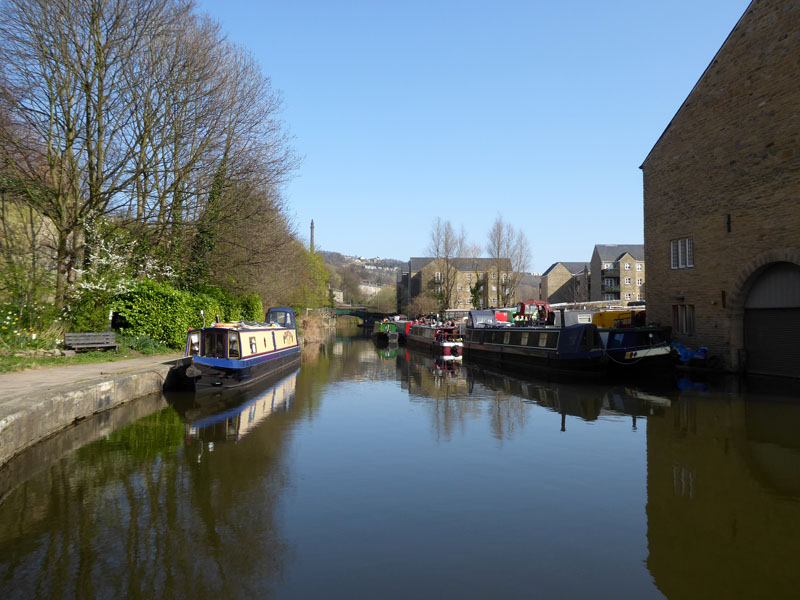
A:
[[451, 345, 460, 357]]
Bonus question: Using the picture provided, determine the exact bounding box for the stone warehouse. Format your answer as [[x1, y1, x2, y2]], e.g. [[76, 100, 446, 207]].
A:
[[641, 0, 800, 376]]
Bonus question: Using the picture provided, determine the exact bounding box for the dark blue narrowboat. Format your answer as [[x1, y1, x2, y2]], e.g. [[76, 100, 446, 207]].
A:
[[462, 310, 606, 377], [174, 307, 301, 392]]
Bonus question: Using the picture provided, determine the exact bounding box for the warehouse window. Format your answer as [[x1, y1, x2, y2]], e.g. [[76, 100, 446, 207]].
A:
[[670, 238, 694, 269], [672, 304, 695, 334]]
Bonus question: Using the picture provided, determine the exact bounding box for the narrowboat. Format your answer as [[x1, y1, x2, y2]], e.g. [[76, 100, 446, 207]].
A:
[[395, 320, 411, 344], [174, 306, 301, 391], [462, 310, 606, 377], [406, 322, 463, 359], [599, 325, 673, 375], [372, 321, 400, 345]]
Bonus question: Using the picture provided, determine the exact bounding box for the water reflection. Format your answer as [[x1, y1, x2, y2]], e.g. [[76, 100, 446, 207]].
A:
[[170, 369, 299, 444], [1, 337, 800, 599], [646, 391, 800, 599]]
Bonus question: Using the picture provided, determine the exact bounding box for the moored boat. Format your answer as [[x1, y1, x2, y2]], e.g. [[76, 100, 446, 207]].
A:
[[372, 321, 400, 345], [599, 325, 673, 374], [406, 322, 463, 359], [174, 306, 301, 391], [462, 309, 606, 377]]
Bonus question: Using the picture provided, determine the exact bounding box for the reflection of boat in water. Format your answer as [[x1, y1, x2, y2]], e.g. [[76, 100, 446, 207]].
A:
[[465, 363, 672, 424], [172, 368, 299, 444], [376, 343, 399, 360]]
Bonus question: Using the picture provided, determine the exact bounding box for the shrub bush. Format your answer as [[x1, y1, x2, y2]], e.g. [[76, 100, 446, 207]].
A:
[[108, 280, 263, 348]]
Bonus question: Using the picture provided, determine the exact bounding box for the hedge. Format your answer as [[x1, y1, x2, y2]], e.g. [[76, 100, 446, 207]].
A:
[[105, 280, 263, 349]]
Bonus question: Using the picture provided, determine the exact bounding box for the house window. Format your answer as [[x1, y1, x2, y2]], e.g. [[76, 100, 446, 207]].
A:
[[435, 285, 441, 294], [672, 304, 695, 334], [604, 278, 614, 286], [457, 285, 462, 291], [434, 272, 442, 282], [492, 273, 497, 279], [491, 285, 497, 291], [670, 238, 694, 269], [457, 299, 463, 305], [636, 263, 643, 271], [501, 273, 507, 282], [604, 263, 612, 269], [467, 273, 472, 281], [624, 277, 631, 285], [637, 294, 642, 301], [636, 278, 643, 286], [624, 293, 632, 301], [603, 293, 615, 301], [624, 263, 631, 270]]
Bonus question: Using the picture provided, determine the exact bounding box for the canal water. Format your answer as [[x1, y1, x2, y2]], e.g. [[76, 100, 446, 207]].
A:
[[1, 335, 800, 599]]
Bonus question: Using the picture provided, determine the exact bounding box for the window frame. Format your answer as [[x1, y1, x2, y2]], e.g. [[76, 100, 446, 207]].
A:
[[671, 238, 694, 269]]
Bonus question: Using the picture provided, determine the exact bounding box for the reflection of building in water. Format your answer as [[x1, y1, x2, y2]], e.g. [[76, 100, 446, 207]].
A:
[[646, 394, 800, 598], [185, 370, 298, 443]]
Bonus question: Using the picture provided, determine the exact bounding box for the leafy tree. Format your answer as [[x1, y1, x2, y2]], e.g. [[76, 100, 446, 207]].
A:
[[368, 286, 396, 313]]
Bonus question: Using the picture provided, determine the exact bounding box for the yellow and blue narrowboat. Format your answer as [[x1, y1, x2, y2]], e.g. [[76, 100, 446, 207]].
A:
[[177, 307, 301, 391]]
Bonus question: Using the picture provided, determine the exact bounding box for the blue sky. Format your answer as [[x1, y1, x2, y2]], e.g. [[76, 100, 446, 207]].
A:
[[198, 0, 751, 273]]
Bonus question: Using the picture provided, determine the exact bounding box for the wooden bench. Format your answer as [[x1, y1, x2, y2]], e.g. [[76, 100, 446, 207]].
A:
[[64, 332, 120, 352]]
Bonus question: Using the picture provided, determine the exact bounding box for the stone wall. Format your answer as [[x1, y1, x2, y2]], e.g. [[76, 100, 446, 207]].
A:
[[641, 0, 800, 370]]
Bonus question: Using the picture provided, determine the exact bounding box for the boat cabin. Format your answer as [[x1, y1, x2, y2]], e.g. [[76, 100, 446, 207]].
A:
[[185, 307, 298, 361]]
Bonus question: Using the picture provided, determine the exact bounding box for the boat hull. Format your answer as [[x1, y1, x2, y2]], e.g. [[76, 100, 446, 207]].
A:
[[463, 339, 605, 378], [178, 345, 301, 392], [406, 335, 463, 357]]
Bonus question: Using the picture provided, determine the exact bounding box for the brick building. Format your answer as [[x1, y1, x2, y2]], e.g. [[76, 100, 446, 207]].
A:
[[589, 244, 645, 302], [541, 262, 589, 303], [641, 0, 800, 376]]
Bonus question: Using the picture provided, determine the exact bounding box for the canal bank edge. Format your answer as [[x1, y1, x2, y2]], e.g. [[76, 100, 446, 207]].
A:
[[0, 357, 179, 468]]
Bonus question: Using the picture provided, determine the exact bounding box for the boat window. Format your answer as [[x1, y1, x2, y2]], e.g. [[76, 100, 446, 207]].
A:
[[503, 332, 511, 345], [189, 332, 200, 356], [228, 332, 240, 358], [202, 330, 227, 358], [249, 336, 257, 354], [520, 332, 528, 346]]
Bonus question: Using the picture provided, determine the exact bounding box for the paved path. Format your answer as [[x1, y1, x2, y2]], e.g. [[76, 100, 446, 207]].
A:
[[0, 354, 184, 467], [0, 354, 183, 400]]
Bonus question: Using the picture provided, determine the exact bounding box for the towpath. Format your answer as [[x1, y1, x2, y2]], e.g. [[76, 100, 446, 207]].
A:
[[0, 354, 182, 467]]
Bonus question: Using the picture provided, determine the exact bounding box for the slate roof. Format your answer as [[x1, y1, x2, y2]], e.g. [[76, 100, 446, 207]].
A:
[[409, 257, 512, 272], [542, 262, 589, 276], [593, 244, 645, 262], [518, 273, 541, 286]]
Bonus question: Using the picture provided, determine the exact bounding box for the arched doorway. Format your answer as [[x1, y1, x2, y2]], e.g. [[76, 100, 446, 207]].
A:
[[744, 262, 800, 377]]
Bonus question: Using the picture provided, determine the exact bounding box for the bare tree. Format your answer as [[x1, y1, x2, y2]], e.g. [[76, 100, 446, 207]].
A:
[[0, 0, 299, 306], [427, 217, 467, 312], [486, 217, 531, 307], [0, 0, 190, 304]]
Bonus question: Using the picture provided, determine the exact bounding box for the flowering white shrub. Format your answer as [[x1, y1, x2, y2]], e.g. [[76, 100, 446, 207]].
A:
[[73, 216, 174, 296]]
